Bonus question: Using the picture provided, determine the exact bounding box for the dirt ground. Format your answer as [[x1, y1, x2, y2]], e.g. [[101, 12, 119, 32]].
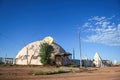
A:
[[0, 65, 120, 80]]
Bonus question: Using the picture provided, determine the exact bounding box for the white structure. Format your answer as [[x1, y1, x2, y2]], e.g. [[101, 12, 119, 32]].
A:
[[83, 56, 89, 60], [93, 52, 103, 67], [15, 36, 71, 65], [114, 60, 120, 65]]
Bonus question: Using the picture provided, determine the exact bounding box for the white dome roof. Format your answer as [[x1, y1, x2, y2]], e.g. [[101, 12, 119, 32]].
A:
[[15, 36, 67, 65]]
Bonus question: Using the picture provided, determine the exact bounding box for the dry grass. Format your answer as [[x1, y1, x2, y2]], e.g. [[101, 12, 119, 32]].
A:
[[34, 68, 66, 75], [0, 65, 120, 80]]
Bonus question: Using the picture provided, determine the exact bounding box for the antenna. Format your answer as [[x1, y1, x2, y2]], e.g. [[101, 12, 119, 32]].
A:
[[78, 31, 82, 68], [5, 53, 7, 58]]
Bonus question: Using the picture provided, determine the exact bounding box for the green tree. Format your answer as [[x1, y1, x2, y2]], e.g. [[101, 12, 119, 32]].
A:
[[39, 42, 54, 65]]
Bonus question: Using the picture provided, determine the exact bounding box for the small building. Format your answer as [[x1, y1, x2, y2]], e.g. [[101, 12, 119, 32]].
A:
[[81, 56, 94, 67], [102, 60, 112, 66], [0, 57, 4, 64], [55, 53, 72, 66], [5, 58, 13, 64], [71, 59, 80, 66]]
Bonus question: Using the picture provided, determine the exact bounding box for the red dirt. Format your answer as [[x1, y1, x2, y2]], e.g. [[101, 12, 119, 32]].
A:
[[0, 66, 120, 80]]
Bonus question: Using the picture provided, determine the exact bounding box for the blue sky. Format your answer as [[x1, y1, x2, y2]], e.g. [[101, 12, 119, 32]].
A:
[[0, 0, 120, 63]]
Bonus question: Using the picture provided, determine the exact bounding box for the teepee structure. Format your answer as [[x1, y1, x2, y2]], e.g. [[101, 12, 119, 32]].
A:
[[15, 36, 71, 65], [93, 52, 103, 67]]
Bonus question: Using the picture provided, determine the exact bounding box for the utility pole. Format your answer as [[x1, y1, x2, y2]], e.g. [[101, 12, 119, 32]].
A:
[[78, 31, 82, 68], [73, 48, 75, 59], [5, 53, 7, 64]]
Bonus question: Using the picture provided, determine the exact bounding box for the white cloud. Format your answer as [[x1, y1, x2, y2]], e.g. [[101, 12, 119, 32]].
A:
[[88, 16, 105, 21], [83, 22, 90, 27], [82, 16, 120, 46], [102, 22, 110, 28], [118, 24, 120, 29]]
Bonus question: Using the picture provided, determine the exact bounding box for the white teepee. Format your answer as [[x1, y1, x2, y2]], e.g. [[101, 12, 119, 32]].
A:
[[93, 52, 103, 67]]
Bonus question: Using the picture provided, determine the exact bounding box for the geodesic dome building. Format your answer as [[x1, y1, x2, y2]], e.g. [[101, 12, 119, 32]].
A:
[[15, 36, 71, 65]]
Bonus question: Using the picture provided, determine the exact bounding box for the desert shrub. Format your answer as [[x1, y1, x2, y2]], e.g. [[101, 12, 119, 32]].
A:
[[34, 70, 45, 75], [56, 68, 64, 73], [39, 43, 54, 65], [34, 68, 65, 75]]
